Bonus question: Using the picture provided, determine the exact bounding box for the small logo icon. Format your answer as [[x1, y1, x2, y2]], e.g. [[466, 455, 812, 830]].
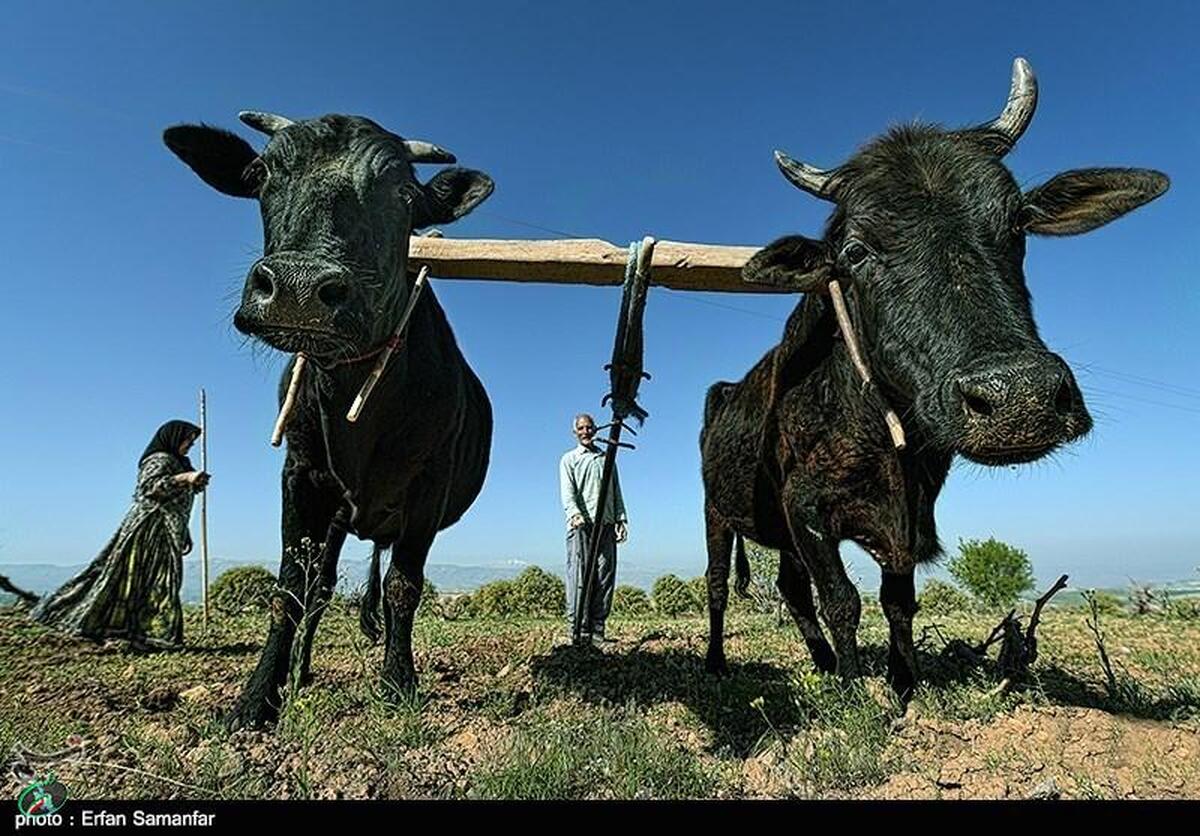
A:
[[16, 773, 69, 816]]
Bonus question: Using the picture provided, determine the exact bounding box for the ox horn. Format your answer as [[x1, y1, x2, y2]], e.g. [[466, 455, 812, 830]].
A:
[[403, 140, 457, 164], [238, 111, 295, 136], [976, 57, 1038, 154], [774, 150, 840, 202]]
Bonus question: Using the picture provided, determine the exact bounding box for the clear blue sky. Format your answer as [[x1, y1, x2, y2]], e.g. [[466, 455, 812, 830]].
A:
[[1, 1, 1196, 589]]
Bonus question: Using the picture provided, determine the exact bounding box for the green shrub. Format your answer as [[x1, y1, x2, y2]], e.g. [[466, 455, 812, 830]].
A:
[[651, 574, 702, 618], [511, 566, 566, 617], [416, 578, 439, 619], [1164, 594, 1200, 621], [918, 579, 972, 616], [208, 565, 277, 615], [443, 567, 567, 620], [440, 593, 472, 621], [469, 579, 520, 618], [948, 538, 1034, 610], [613, 585, 651, 616], [744, 541, 782, 615], [466, 568, 565, 619], [1086, 589, 1124, 617], [686, 576, 709, 612]]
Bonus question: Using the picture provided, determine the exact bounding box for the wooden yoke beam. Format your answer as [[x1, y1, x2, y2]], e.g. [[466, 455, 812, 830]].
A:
[[407, 237, 780, 294]]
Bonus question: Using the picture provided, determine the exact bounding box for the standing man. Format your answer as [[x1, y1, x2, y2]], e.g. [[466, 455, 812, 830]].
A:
[[560, 412, 628, 646]]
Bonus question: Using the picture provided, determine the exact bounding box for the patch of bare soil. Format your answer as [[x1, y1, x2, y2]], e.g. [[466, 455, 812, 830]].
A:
[[872, 705, 1200, 799]]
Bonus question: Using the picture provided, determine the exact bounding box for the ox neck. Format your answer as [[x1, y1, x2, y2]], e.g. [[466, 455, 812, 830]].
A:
[[782, 294, 934, 455], [312, 333, 404, 371]]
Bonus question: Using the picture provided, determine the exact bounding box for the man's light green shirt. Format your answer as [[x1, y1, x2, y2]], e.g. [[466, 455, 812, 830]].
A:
[[559, 444, 627, 527]]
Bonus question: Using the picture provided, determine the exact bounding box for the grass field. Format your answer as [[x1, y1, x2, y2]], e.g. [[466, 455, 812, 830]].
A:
[[2, 597, 1198, 800]]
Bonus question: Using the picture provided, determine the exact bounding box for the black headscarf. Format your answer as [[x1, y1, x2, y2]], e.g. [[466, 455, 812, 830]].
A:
[[139, 420, 201, 471]]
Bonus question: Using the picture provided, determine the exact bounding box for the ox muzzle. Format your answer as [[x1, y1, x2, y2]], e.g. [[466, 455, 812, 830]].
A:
[[235, 252, 354, 339], [948, 351, 1092, 464]]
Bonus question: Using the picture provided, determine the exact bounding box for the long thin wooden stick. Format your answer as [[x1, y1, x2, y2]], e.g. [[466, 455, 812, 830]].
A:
[[827, 280, 906, 450], [271, 355, 308, 447], [199, 387, 210, 631], [347, 266, 429, 423]]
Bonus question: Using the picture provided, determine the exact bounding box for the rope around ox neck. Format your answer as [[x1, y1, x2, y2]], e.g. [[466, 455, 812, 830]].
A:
[[268, 265, 430, 445]]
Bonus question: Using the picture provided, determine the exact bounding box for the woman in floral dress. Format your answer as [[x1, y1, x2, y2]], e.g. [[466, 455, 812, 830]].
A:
[[32, 420, 210, 650]]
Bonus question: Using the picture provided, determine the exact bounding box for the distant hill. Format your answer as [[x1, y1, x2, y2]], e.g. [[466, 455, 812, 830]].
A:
[[0, 555, 704, 605]]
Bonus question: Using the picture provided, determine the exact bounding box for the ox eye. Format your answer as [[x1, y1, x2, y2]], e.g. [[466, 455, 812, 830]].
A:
[[843, 241, 871, 268], [243, 158, 269, 192]]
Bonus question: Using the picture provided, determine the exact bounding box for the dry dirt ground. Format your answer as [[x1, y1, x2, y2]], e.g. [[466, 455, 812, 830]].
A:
[[2, 600, 1198, 800]]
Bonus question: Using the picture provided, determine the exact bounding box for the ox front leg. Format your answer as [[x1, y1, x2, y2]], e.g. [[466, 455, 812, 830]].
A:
[[703, 503, 734, 676], [782, 497, 862, 678], [227, 460, 342, 730], [880, 570, 918, 701], [801, 542, 862, 678], [380, 536, 433, 700], [777, 551, 837, 673]]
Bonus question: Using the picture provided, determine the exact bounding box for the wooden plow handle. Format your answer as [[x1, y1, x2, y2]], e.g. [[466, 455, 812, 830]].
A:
[[573, 237, 657, 645]]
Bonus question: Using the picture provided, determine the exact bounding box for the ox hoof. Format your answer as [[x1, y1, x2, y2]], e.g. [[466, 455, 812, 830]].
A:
[[225, 695, 280, 731], [887, 669, 917, 704], [380, 672, 419, 703]]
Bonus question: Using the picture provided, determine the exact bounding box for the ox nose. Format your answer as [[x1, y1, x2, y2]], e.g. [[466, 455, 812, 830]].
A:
[[242, 255, 353, 323], [952, 353, 1091, 461], [248, 262, 277, 305]]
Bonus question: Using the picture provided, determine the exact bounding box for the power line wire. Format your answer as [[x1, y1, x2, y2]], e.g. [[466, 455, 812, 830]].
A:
[[1081, 387, 1200, 416], [1078, 365, 1200, 402]]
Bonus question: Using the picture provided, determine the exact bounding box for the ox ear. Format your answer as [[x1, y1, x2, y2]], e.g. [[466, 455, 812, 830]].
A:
[[1022, 168, 1169, 236], [163, 124, 260, 198], [412, 167, 494, 228], [742, 235, 832, 292]]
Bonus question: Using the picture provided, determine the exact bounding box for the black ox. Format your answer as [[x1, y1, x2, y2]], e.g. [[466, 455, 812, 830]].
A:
[[164, 112, 494, 728], [701, 59, 1168, 698]]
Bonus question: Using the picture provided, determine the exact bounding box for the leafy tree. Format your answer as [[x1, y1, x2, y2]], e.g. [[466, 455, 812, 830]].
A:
[[209, 565, 276, 615], [948, 538, 1034, 609], [613, 585, 652, 616], [652, 574, 702, 617], [469, 579, 519, 618], [416, 577, 440, 618], [464, 567, 566, 619], [511, 566, 567, 617]]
